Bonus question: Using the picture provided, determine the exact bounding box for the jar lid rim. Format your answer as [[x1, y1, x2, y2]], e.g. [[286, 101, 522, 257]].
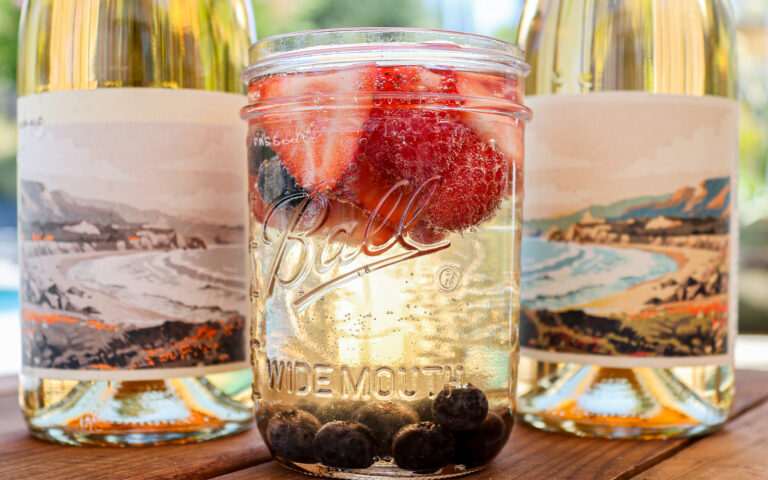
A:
[[244, 27, 529, 83]]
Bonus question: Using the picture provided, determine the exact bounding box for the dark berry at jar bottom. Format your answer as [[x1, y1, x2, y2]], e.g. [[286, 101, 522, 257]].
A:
[[433, 384, 489, 431], [256, 401, 290, 433], [256, 155, 305, 206], [392, 422, 456, 473], [313, 421, 377, 469], [412, 397, 435, 423], [315, 400, 366, 424], [266, 409, 321, 464], [351, 401, 419, 457], [454, 411, 513, 468]]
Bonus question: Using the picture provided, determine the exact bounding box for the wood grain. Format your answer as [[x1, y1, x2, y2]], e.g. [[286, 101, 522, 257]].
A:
[[0, 370, 765, 480], [0, 397, 271, 480], [0, 388, 24, 435], [215, 428, 684, 480], [731, 369, 768, 415], [636, 400, 768, 480], [0, 374, 16, 397], [215, 371, 768, 480], [610, 369, 768, 480]]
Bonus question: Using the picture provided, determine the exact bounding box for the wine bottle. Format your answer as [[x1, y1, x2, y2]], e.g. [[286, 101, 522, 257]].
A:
[[517, 0, 737, 439], [17, 0, 256, 446]]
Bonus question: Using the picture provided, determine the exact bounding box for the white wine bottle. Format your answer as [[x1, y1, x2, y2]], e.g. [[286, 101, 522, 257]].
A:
[[17, 0, 256, 446], [517, 0, 737, 439]]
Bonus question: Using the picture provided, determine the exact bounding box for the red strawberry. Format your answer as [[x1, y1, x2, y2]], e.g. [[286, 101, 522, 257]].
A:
[[330, 66, 508, 233], [373, 65, 459, 107], [251, 65, 518, 237], [349, 108, 509, 232], [455, 70, 521, 105], [250, 182, 396, 250], [249, 66, 376, 192], [455, 71, 524, 193]]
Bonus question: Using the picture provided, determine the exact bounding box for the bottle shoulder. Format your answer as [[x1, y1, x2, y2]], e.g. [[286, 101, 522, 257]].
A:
[[18, 0, 256, 95], [517, 0, 736, 98]]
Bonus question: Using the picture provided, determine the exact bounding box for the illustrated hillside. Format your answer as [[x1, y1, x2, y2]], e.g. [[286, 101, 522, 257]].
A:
[[19, 180, 243, 248], [525, 177, 730, 237]]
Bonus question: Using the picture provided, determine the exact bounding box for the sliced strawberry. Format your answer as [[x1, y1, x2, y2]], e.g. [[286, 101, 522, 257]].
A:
[[250, 66, 376, 192], [252, 65, 517, 239], [372, 65, 459, 108], [455, 70, 521, 105], [455, 71, 524, 194]]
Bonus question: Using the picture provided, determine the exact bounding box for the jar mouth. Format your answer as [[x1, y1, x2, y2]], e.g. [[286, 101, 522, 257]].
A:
[[243, 27, 529, 84], [241, 92, 532, 123]]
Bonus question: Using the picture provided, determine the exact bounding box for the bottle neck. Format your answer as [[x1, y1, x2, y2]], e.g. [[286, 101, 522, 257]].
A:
[[18, 0, 255, 96], [518, 0, 736, 98]]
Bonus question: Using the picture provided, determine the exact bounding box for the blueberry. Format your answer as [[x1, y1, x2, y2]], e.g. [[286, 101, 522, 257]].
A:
[[352, 401, 419, 457], [392, 422, 455, 473], [316, 400, 366, 424], [454, 411, 512, 467], [266, 409, 321, 464], [433, 384, 488, 431], [255, 400, 290, 433], [411, 397, 435, 422], [257, 156, 304, 206], [296, 399, 322, 418], [248, 135, 272, 176], [313, 421, 377, 469]]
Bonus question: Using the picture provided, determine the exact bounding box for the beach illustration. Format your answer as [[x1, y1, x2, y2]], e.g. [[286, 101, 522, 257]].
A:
[[18, 122, 248, 370], [521, 176, 730, 357]]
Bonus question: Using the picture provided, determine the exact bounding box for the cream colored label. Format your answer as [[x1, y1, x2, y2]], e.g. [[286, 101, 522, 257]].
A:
[[521, 93, 738, 368], [18, 89, 249, 380]]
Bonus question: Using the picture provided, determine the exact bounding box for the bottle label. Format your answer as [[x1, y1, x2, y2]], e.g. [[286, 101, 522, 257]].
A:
[[521, 93, 738, 368], [17, 89, 249, 380]]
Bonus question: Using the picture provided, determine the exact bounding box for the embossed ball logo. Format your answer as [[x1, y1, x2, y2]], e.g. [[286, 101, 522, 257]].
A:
[[260, 180, 452, 312], [436, 265, 462, 292]]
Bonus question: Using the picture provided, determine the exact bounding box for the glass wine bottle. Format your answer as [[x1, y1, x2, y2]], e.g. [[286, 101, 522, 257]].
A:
[[17, 0, 256, 446], [517, 0, 737, 439]]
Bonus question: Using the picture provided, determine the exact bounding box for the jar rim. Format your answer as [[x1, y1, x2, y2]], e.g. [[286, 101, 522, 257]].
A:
[[243, 27, 529, 84]]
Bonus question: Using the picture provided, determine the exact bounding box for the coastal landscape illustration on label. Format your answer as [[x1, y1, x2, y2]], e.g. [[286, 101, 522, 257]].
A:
[[19, 122, 247, 371], [521, 176, 730, 357]]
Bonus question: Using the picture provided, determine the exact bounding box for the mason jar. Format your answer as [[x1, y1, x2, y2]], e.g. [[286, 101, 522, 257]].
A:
[[242, 28, 530, 478]]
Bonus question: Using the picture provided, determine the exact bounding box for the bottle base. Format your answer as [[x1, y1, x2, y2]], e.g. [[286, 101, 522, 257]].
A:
[[277, 459, 486, 479], [26, 420, 252, 447], [21, 373, 254, 447], [517, 362, 733, 440], [519, 412, 724, 440]]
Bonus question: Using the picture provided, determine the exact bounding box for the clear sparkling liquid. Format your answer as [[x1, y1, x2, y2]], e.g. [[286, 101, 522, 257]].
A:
[[250, 195, 521, 477]]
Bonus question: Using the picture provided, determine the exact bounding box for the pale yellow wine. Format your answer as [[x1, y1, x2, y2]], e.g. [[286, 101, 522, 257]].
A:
[[17, 0, 256, 446], [517, 0, 736, 439]]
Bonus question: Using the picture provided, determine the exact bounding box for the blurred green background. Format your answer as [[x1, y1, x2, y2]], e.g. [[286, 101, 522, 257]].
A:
[[0, 0, 765, 332]]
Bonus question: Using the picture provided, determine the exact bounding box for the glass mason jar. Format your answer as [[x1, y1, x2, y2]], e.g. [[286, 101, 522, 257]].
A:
[[242, 28, 530, 478]]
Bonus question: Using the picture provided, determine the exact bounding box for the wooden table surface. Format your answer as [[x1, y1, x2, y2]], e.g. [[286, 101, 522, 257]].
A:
[[0, 370, 766, 480]]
